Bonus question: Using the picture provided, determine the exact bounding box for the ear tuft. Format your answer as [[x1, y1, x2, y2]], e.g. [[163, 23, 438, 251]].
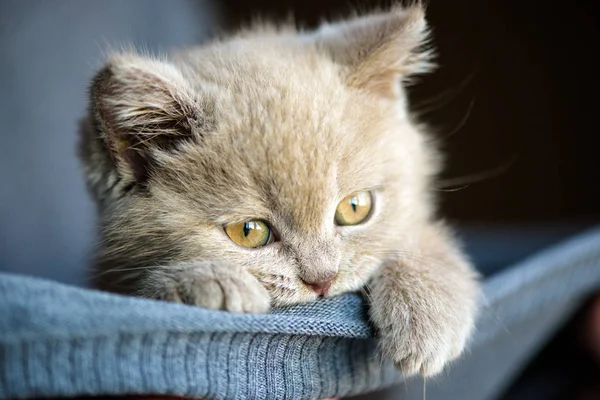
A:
[[314, 4, 434, 97], [90, 53, 203, 185]]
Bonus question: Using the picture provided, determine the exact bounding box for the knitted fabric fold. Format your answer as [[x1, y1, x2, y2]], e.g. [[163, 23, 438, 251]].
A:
[[1, 227, 600, 399]]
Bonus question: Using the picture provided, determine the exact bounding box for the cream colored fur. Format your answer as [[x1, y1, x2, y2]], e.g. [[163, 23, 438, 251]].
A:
[[79, 4, 480, 377]]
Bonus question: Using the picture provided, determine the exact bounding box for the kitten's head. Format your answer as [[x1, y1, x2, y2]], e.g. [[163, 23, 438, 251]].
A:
[[80, 5, 440, 306]]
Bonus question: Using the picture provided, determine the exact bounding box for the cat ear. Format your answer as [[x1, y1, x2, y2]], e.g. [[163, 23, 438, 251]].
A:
[[90, 53, 203, 185], [314, 5, 433, 98]]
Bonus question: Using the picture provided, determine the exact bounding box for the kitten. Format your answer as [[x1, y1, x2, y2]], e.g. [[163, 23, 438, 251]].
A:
[[79, 4, 479, 376]]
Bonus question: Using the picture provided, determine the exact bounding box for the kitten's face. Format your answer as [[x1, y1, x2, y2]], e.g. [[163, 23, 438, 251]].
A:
[[82, 6, 439, 306]]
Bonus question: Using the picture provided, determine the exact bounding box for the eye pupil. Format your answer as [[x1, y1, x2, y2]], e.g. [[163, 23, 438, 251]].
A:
[[243, 222, 251, 237], [350, 197, 358, 212]]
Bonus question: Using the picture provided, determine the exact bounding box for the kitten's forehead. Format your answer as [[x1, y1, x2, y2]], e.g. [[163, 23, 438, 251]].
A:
[[182, 40, 393, 158], [165, 107, 380, 227], [223, 63, 384, 175], [157, 43, 404, 229]]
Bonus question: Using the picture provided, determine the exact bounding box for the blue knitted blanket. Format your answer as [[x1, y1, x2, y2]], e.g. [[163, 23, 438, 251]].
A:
[[1, 227, 600, 399]]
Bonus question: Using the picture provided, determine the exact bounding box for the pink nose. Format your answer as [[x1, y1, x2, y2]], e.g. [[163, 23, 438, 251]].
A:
[[303, 279, 333, 296]]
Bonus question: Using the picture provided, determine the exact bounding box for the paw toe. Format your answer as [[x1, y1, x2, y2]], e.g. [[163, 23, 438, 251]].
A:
[[395, 357, 422, 376], [419, 355, 446, 377], [191, 280, 224, 309]]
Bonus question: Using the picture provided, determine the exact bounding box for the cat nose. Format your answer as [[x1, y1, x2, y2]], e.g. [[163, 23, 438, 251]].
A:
[[303, 278, 334, 296]]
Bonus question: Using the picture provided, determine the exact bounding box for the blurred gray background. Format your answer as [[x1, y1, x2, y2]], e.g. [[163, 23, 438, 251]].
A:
[[0, 0, 221, 285]]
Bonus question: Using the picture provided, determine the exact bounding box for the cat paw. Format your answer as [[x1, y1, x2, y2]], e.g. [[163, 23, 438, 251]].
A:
[[376, 307, 472, 377], [142, 262, 271, 314], [369, 265, 478, 377]]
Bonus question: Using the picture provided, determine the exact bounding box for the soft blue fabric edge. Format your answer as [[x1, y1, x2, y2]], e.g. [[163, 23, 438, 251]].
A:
[[1, 227, 600, 399]]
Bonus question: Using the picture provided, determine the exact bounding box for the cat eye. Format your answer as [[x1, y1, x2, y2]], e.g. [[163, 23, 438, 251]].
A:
[[225, 220, 274, 248], [335, 191, 373, 226]]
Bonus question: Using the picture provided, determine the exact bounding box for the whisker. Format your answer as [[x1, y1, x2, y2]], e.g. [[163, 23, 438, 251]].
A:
[[360, 286, 374, 305], [437, 155, 518, 189], [440, 96, 475, 140], [434, 184, 470, 192], [411, 71, 477, 116]]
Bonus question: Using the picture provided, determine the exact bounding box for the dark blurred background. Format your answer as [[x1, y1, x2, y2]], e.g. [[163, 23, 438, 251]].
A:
[[216, 1, 600, 278], [220, 0, 600, 224], [0, 1, 599, 399]]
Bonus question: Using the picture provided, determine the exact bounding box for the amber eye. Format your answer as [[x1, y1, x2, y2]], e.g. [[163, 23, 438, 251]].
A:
[[225, 220, 274, 248], [335, 191, 373, 226]]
